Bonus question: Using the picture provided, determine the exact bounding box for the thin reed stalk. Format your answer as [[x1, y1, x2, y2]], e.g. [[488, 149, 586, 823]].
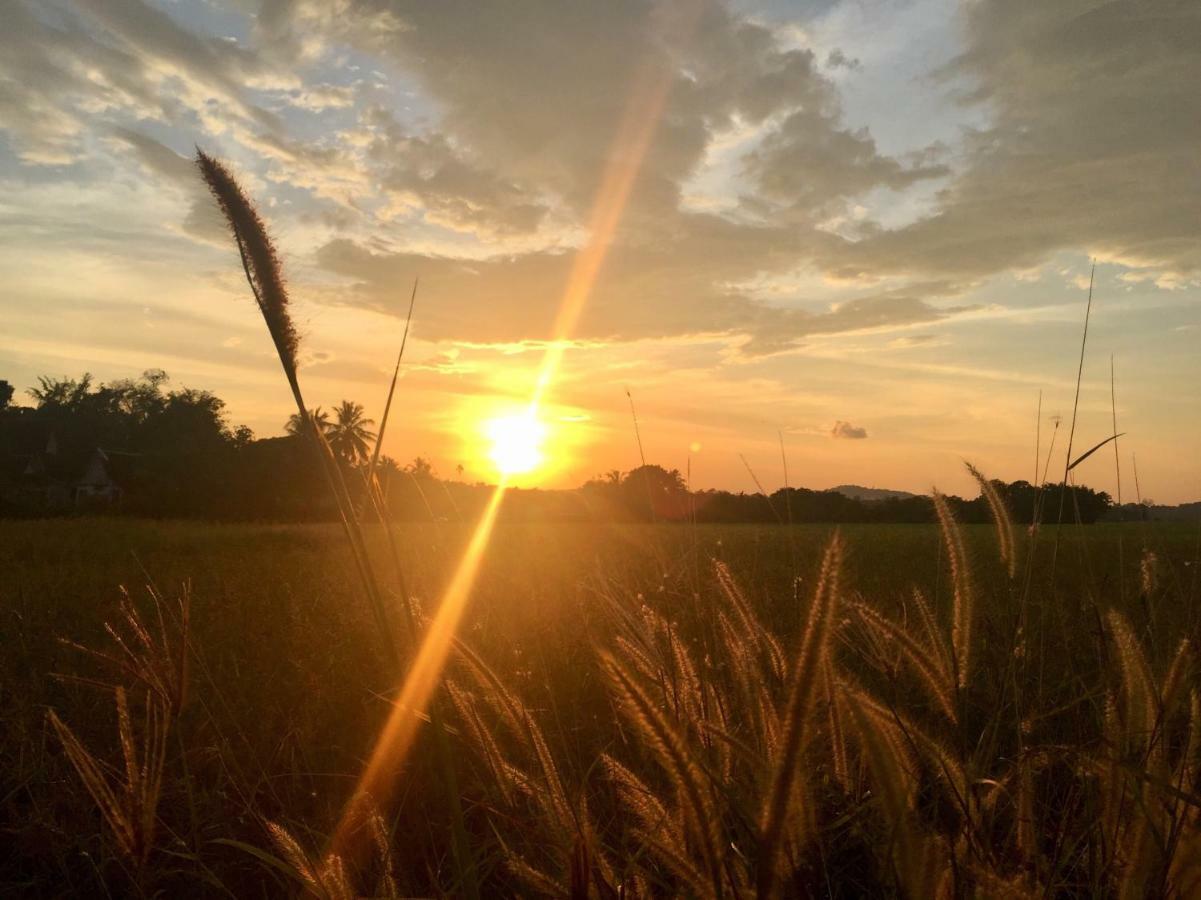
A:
[[1111, 355, 1125, 602], [741, 453, 782, 524], [367, 277, 418, 487], [1035, 390, 1042, 486], [360, 283, 421, 650], [1052, 261, 1096, 572], [624, 386, 659, 524], [778, 430, 798, 578]]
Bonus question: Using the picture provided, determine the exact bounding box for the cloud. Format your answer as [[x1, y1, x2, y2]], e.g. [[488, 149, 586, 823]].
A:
[[315, 234, 972, 352], [0, 0, 980, 356], [887, 333, 941, 349], [0, 0, 288, 164], [742, 109, 947, 219], [827, 0, 1201, 283], [360, 107, 553, 236], [5, 0, 1191, 368], [253, 0, 951, 274], [825, 48, 860, 71], [831, 420, 868, 439], [281, 83, 356, 112], [225, 0, 970, 350]]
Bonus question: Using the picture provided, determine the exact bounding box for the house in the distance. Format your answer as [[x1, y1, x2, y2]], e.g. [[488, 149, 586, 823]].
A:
[[4, 435, 125, 512], [73, 448, 125, 506]]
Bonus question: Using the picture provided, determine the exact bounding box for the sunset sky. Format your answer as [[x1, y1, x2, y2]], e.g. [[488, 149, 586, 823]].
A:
[[1, 0, 1197, 501]]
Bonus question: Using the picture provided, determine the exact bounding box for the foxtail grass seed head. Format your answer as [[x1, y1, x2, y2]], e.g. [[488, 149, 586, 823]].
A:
[[933, 490, 974, 689], [1140, 549, 1159, 596], [195, 149, 300, 384], [966, 462, 1017, 578]]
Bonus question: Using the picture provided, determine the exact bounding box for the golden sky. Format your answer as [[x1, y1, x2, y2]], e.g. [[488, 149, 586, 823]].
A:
[[1, 0, 1198, 500]]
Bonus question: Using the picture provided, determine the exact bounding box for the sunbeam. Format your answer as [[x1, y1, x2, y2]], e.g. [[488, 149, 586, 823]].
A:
[[329, 481, 508, 852], [326, 5, 699, 867]]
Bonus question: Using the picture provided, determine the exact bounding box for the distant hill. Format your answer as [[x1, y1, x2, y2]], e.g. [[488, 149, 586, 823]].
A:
[[827, 484, 918, 502]]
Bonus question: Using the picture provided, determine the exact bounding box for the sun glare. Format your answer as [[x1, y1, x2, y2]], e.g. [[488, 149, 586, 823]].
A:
[[484, 413, 547, 476]]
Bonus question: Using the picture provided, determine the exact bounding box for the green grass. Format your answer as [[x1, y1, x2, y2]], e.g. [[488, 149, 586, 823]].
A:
[[1, 518, 1198, 896]]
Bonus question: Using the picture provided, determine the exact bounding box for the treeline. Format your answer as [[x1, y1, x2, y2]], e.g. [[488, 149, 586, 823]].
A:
[[576, 465, 1114, 525], [1, 371, 1116, 524], [1, 372, 319, 519]]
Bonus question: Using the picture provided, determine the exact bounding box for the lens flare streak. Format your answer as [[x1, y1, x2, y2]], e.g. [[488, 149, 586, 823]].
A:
[[328, 6, 697, 865], [330, 481, 507, 848]]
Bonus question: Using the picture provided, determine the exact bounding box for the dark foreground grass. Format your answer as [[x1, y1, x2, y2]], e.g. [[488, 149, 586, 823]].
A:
[[1, 517, 1198, 896]]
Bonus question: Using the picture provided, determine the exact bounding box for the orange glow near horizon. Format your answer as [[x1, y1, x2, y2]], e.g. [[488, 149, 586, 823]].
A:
[[328, 13, 693, 867]]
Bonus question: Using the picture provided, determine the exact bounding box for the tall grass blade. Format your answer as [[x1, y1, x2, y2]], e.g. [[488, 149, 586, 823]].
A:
[[1067, 433, 1125, 473], [368, 277, 419, 486], [1053, 260, 1096, 562]]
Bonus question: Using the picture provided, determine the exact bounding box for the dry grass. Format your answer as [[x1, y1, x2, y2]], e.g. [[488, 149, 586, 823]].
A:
[[7, 515, 1197, 896], [428, 474, 1201, 897], [47, 688, 169, 875]]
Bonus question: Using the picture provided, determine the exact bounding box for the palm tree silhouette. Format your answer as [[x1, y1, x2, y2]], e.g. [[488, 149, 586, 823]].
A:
[[284, 407, 331, 436], [327, 400, 376, 465]]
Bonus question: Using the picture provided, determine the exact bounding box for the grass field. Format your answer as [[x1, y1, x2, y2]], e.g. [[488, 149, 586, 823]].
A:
[[2, 517, 1199, 897]]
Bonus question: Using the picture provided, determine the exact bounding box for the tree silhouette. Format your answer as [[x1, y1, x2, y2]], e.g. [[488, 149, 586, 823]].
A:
[[284, 407, 331, 437], [407, 456, 434, 479], [28, 374, 94, 408], [327, 401, 376, 465], [622, 465, 688, 520], [232, 424, 255, 448]]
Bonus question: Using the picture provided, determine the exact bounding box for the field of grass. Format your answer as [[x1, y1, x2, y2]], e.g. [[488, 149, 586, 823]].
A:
[[2, 516, 1199, 897]]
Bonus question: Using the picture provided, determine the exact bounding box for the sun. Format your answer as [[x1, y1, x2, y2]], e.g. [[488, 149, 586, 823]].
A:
[[483, 412, 548, 476]]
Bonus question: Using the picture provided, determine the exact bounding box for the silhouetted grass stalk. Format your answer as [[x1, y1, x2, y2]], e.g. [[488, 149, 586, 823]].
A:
[[195, 148, 398, 666], [1112, 355, 1126, 602], [363, 278, 420, 649], [1052, 261, 1096, 573], [195, 149, 479, 896]]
